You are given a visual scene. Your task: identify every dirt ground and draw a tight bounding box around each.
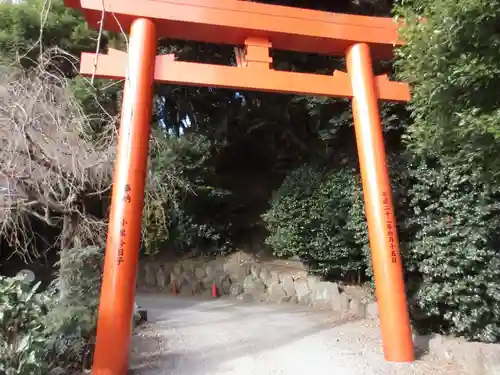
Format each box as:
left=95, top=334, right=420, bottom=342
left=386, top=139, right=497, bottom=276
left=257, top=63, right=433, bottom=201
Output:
left=129, top=294, right=468, bottom=375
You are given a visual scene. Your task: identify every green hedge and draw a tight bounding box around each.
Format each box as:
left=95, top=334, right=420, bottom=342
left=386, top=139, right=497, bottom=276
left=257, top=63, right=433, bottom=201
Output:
left=263, top=155, right=411, bottom=282
left=394, top=0, right=500, bottom=342
left=408, top=159, right=500, bottom=342
left=265, top=157, right=500, bottom=342
left=263, top=164, right=367, bottom=280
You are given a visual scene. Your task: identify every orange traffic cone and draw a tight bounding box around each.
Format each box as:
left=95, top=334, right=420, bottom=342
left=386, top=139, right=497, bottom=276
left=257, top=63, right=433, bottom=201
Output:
left=212, top=281, right=218, bottom=298
left=171, top=280, right=177, bottom=296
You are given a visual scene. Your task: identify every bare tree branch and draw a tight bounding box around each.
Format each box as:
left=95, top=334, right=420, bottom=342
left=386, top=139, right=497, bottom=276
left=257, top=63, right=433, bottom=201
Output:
left=0, top=65, right=115, bottom=256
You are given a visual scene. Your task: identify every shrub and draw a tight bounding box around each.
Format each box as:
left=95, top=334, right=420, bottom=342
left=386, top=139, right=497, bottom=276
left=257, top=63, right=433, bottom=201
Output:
left=0, top=276, right=49, bottom=375
left=345, top=176, right=371, bottom=281
left=395, top=0, right=500, bottom=342
left=0, top=246, right=103, bottom=374
left=264, top=153, right=413, bottom=283
left=263, top=164, right=366, bottom=280
left=44, top=245, right=103, bottom=371
left=0, top=246, right=105, bottom=375
left=408, top=159, right=500, bottom=342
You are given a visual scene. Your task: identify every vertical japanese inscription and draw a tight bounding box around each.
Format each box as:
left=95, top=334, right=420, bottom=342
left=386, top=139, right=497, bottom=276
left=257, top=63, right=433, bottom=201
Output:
left=382, top=191, right=398, bottom=264
left=117, top=184, right=132, bottom=266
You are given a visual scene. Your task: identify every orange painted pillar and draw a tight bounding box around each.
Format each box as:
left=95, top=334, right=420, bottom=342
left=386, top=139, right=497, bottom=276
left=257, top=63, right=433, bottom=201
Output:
left=92, top=18, right=157, bottom=375
left=346, top=43, right=414, bottom=362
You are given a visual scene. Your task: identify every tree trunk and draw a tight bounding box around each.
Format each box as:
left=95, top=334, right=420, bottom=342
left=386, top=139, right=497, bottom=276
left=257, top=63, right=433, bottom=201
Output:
left=61, top=213, right=83, bottom=251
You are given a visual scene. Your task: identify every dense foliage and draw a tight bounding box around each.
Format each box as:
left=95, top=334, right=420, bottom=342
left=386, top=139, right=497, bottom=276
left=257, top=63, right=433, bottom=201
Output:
left=43, top=246, right=103, bottom=370
left=263, top=154, right=412, bottom=282
left=0, top=246, right=102, bottom=374
left=394, top=0, right=500, bottom=341
left=408, top=159, right=500, bottom=341
left=395, top=0, right=500, bottom=181
left=143, top=132, right=233, bottom=256
left=0, top=277, right=48, bottom=375
left=263, top=165, right=366, bottom=280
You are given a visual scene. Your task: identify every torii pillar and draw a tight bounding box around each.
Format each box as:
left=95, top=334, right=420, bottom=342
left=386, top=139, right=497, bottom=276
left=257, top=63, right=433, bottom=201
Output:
left=63, top=1, right=415, bottom=373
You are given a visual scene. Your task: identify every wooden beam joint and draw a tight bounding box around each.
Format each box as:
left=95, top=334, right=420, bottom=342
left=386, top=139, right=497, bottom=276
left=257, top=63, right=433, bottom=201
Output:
left=243, top=37, right=272, bottom=69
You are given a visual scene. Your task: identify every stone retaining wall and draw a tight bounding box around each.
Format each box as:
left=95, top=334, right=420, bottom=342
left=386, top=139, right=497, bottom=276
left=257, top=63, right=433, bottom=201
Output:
left=136, top=254, right=378, bottom=319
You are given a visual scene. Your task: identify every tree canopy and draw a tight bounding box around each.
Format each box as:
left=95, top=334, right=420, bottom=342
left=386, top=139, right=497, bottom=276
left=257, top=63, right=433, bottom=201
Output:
left=395, top=0, right=500, bottom=183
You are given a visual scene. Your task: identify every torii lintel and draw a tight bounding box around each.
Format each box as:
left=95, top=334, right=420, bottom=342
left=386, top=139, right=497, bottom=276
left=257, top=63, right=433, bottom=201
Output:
left=65, top=0, right=403, bottom=59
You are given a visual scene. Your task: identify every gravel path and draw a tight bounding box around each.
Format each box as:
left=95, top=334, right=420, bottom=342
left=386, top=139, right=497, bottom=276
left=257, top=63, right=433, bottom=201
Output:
left=129, top=293, right=467, bottom=375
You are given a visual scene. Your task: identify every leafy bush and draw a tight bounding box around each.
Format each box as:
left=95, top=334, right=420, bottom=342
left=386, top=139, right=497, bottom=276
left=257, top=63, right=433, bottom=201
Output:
left=0, top=276, right=49, bottom=375
left=408, top=159, right=500, bottom=342
left=395, top=0, right=500, bottom=342
left=264, top=154, right=413, bottom=283
left=263, top=164, right=366, bottom=279
left=44, top=245, right=103, bottom=371
left=345, top=176, right=371, bottom=281
left=395, top=0, right=500, bottom=183
left=0, top=246, right=103, bottom=375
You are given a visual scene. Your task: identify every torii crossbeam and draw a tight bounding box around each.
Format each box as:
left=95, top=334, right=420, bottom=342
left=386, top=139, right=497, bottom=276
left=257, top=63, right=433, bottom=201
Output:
left=63, top=1, right=415, bottom=373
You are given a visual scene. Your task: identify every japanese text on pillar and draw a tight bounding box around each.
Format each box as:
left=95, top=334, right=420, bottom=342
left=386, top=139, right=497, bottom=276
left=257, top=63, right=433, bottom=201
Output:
left=382, top=191, right=398, bottom=264
left=117, top=184, right=132, bottom=266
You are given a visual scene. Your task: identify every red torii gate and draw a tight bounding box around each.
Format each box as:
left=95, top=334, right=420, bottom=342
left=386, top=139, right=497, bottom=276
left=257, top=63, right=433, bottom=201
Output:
left=64, top=0, right=415, bottom=373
